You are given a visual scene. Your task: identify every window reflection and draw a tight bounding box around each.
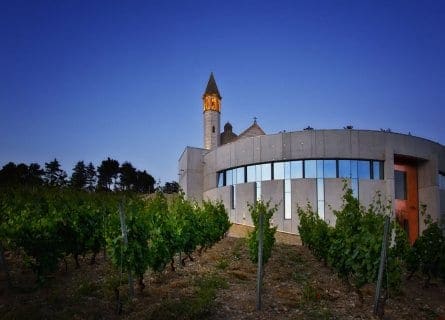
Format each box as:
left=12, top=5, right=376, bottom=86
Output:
left=440, top=173, right=445, bottom=190
left=247, top=165, right=256, bottom=182
left=304, top=160, right=316, bottom=178
left=373, top=161, right=383, bottom=180
left=338, top=160, right=351, bottom=178
left=217, top=172, right=224, bottom=187
left=324, top=160, right=336, bottom=178
left=217, top=159, right=384, bottom=187
left=291, top=161, right=302, bottom=179
left=316, top=160, right=324, bottom=178
left=351, top=160, right=358, bottom=179
left=274, top=162, right=284, bottom=180
left=261, top=163, right=271, bottom=181
left=358, top=161, right=370, bottom=179
left=236, top=167, right=245, bottom=184
left=226, top=170, right=233, bottom=186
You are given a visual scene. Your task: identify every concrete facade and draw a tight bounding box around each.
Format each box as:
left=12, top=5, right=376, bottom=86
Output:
left=180, top=129, right=445, bottom=236
left=179, top=75, right=445, bottom=237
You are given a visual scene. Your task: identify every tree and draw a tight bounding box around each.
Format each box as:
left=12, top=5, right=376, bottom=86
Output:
left=85, top=162, right=96, bottom=191
left=162, top=181, right=180, bottom=194
left=135, top=170, right=155, bottom=193
left=0, top=162, right=19, bottom=187
left=0, top=162, right=44, bottom=188
left=27, top=163, right=44, bottom=186
left=97, top=157, right=120, bottom=191
left=71, top=161, right=87, bottom=190
left=44, top=159, right=67, bottom=187
left=119, top=162, right=137, bottom=191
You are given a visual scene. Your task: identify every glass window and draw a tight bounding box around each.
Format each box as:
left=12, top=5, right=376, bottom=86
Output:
left=261, top=163, right=271, bottom=181
left=284, top=161, right=291, bottom=179
left=217, top=172, right=224, bottom=187
left=358, top=161, right=371, bottom=179
left=395, top=170, right=407, bottom=200
left=291, top=161, right=302, bottom=179
left=226, top=169, right=233, bottom=186
left=304, top=160, right=316, bottom=178
left=440, top=172, right=445, bottom=190
left=255, top=165, right=262, bottom=182
left=338, top=160, right=351, bottom=178
left=236, top=167, right=245, bottom=184
left=324, top=160, right=337, bottom=178
left=274, top=162, right=284, bottom=180
left=373, top=161, right=383, bottom=180
left=316, top=160, right=324, bottom=178
left=247, top=165, right=256, bottom=182
left=350, top=160, right=358, bottom=179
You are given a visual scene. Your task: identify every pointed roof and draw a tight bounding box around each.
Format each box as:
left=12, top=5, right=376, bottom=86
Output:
left=203, top=72, right=221, bottom=99
left=238, top=118, right=266, bottom=139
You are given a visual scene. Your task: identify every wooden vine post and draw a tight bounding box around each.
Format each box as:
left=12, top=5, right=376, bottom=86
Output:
left=373, top=215, right=390, bottom=317
left=256, top=208, right=264, bottom=311
left=119, top=202, right=134, bottom=299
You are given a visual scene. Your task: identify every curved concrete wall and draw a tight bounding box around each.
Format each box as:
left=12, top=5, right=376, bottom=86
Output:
left=182, top=129, right=445, bottom=235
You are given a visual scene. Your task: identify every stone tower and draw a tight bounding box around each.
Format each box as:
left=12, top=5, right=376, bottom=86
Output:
left=203, top=72, right=221, bottom=150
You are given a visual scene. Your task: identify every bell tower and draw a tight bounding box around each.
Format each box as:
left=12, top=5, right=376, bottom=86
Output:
left=203, top=72, right=221, bottom=150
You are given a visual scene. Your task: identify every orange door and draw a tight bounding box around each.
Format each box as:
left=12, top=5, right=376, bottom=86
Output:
left=394, top=163, right=419, bottom=244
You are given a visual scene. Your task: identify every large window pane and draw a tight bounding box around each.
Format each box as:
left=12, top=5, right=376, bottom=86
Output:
left=324, top=160, right=336, bottom=178
left=247, top=165, right=256, bottom=182
left=291, top=161, right=303, bottom=179
left=284, top=162, right=291, bottom=179
left=236, top=167, right=245, bottom=184
left=255, top=165, right=262, bottom=182
left=316, top=160, right=324, bottom=178
left=274, top=162, right=284, bottom=180
left=261, top=163, right=271, bottom=181
left=395, top=170, right=407, bottom=200
left=304, top=160, right=316, bottom=178
left=217, top=172, right=224, bottom=187
left=373, top=161, right=383, bottom=180
left=440, top=172, right=445, bottom=190
left=358, top=161, right=370, bottom=179
left=338, top=160, right=351, bottom=178
left=350, top=160, right=358, bottom=179
left=226, top=169, right=233, bottom=186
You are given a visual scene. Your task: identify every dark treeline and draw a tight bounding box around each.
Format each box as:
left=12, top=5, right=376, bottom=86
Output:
left=0, top=157, right=179, bottom=194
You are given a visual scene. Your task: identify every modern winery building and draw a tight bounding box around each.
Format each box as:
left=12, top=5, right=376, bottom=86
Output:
left=178, top=73, right=445, bottom=243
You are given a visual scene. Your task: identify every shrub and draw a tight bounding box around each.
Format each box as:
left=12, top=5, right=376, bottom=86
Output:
left=247, top=200, right=277, bottom=265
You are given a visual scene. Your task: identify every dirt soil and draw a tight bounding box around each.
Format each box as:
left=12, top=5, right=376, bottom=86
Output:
left=1, top=233, right=444, bottom=320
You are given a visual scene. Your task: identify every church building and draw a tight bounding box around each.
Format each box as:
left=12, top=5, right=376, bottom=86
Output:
left=179, top=73, right=445, bottom=242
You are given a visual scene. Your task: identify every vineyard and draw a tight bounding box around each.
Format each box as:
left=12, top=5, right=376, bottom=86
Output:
left=0, top=188, right=230, bottom=290
left=1, top=186, right=445, bottom=319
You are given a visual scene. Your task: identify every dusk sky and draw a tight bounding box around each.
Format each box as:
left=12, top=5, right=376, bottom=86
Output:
left=1, top=0, right=444, bottom=183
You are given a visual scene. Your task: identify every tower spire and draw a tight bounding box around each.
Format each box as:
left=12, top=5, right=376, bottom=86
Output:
left=202, top=73, right=221, bottom=149
left=203, top=72, right=221, bottom=99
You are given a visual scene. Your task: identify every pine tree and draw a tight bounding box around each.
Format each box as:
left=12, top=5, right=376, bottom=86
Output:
left=71, top=161, right=87, bottom=190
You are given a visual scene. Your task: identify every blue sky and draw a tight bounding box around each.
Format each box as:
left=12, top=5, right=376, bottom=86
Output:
left=1, top=0, right=444, bottom=183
